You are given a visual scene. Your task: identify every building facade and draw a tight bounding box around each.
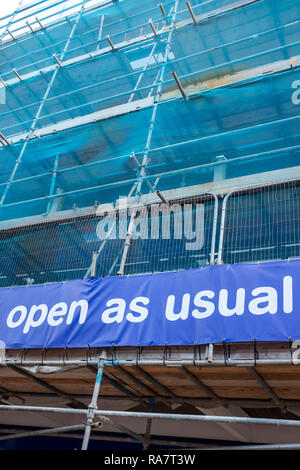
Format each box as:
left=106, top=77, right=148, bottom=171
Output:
left=0, top=0, right=300, bottom=450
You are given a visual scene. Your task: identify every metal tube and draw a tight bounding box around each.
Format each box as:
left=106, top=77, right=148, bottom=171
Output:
left=116, top=1, right=179, bottom=275
left=209, top=193, right=218, bottom=265
left=204, top=443, right=300, bottom=451
left=81, top=357, right=106, bottom=450
left=179, top=366, right=223, bottom=405
left=186, top=1, right=197, bottom=24
left=53, top=54, right=63, bottom=67
left=0, top=424, right=85, bottom=442
left=2, top=357, right=298, bottom=367
left=116, top=367, right=159, bottom=398
left=0, top=132, right=290, bottom=211
left=106, top=35, right=115, bottom=50
left=90, top=251, right=98, bottom=277
left=247, top=367, right=283, bottom=407
left=2, top=404, right=300, bottom=429
left=35, top=17, right=44, bottom=29
left=1, top=137, right=296, bottom=197
left=171, top=70, right=186, bottom=98
left=0, top=132, right=9, bottom=145
left=158, top=3, right=166, bottom=16
left=148, top=19, right=158, bottom=36
left=217, top=192, right=234, bottom=264
left=96, top=14, right=105, bottom=51
left=46, top=154, right=60, bottom=214
left=2, top=391, right=300, bottom=409
left=26, top=21, right=35, bottom=33
left=107, top=249, right=123, bottom=275
left=117, top=215, right=136, bottom=275
left=12, top=68, right=22, bottom=81
left=128, top=43, right=157, bottom=103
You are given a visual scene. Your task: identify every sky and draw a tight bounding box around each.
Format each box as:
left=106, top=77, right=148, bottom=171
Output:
left=0, top=0, right=107, bottom=20
left=0, top=0, right=106, bottom=26
left=0, top=0, right=21, bottom=20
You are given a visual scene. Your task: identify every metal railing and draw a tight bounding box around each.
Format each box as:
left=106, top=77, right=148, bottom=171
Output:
left=0, top=179, right=299, bottom=287
left=217, top=179, right=300, bottom=265
left=0, top=192, right=218, bottom=287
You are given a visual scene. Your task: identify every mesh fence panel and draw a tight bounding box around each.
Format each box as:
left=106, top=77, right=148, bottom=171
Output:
left=123, top=193, right=217, bottom=275
left=0, top=192, right=217, bottom=287
left=0, top=211, right=123, bottom=287
left=220, top=180, right=300, bottom=264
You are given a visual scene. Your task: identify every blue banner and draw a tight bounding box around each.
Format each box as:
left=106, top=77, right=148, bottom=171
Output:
left=0, top=259, right=299, bottom=348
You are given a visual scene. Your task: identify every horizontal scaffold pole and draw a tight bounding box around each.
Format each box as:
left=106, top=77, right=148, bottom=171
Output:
left=1, top=405, right=300, bottom=429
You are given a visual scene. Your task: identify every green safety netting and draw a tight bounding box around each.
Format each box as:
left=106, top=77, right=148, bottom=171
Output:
left=0, top=0, right=298, bottom=286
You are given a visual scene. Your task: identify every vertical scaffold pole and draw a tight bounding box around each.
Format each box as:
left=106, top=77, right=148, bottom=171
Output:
left=96, top=14, right=105, bottom=51
left=138, top=0, right=179, bottom=185
left=90, top=251, right=98, bottom=277
left=209, top=192, right=219, bottom=265
left=46, top=154, right=60, bottom=214
left=217, top=191, right=234, bottom=265
left=143, top=399, right=155, bottom=449
left=128, top=43, right=157, bottom=103
left=81, top=355, right=106, bottom=450
left=116, top=0, right=179, bottom=276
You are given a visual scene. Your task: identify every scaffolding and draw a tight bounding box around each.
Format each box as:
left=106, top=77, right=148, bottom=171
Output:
left=0, top=0, right=300, bottom=450
left=0, top=0, right=299, bottom=224
left=2, top=343, right=300, bottom=449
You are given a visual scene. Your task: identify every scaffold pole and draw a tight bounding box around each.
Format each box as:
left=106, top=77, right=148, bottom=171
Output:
left=81, top=354, right=106, bottom=450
